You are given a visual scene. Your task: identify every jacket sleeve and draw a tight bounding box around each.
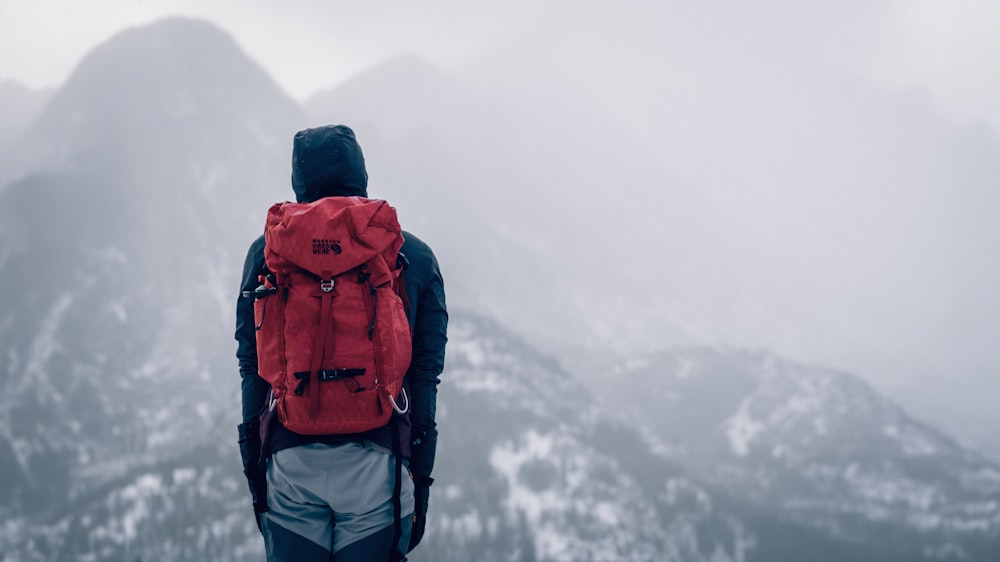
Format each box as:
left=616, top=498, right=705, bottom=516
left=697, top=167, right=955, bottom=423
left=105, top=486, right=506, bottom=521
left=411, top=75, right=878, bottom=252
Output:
left=405, top=242, right=448, bottom=481
left=236, top=235, right=271, bottom=424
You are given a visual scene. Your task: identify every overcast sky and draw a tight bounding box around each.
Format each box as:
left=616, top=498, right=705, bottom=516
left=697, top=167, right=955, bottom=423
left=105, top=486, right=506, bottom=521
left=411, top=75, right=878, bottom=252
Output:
left=0, top=0, right=524, bottom=101
left=3, top=0, right=1000, bottom=131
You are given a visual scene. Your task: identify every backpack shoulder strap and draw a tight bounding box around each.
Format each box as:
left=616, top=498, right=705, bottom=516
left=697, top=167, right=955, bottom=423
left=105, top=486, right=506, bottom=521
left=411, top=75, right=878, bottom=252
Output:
left=395, top=252, right=411, bottom=321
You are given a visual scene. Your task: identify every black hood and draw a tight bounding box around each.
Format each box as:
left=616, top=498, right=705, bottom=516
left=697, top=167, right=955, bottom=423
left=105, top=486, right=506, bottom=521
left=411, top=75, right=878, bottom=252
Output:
left=290, top=125, right=368, bottom=202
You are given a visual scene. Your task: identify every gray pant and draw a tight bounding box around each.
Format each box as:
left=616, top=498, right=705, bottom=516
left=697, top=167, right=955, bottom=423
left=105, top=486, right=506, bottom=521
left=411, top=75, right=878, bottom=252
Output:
left=262, top=442, right=414, bottom=561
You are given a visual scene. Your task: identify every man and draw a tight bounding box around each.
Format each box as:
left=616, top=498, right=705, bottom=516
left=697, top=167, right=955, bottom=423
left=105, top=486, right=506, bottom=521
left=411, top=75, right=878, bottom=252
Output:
left=236, top=125, right=447, bottom=561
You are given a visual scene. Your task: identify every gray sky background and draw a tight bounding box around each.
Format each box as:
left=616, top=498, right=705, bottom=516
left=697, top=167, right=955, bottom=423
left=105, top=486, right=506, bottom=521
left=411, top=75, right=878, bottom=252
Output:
left=3, top=0, right=1000, bottom=131
left=1, top=0, right=521, bottom=101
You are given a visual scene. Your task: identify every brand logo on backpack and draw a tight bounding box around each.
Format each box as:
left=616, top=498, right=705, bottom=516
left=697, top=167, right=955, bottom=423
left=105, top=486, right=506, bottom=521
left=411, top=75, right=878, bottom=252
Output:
left=312, top=239, right=342, bottom=255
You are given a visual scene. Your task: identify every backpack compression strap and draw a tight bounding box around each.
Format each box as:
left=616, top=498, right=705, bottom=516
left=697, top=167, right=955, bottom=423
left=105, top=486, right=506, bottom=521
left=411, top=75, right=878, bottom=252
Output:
left=306, top=271, right=336, bottom=418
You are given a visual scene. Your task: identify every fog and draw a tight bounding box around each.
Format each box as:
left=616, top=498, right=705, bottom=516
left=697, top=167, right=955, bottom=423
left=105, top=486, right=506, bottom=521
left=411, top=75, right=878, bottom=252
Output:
left=9, top=1, right=997, bottom=420
left=2, top=1, right=999, bottom=560
left=3, top=0, right=998, bottom=466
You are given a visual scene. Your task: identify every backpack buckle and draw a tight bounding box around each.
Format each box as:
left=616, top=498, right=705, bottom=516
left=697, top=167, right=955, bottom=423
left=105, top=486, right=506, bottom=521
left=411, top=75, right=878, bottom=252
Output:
left=320, top=279, right=335, bottom=293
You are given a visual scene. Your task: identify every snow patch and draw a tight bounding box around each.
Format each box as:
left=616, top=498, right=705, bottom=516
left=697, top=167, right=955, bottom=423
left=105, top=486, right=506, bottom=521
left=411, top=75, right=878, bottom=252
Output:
left=447, top=325, right=524, bottom=395
left=884, top=424, right=939, bottom=456
left=13, top=292, right=75, bottom=419
left=845, top=468, right=940, bottom=511
left=662, top=478, right=712, bottom=512
left=486, top=428, right=657, bottom=561
left=25, top=293, right=73, bottom=378
left=456, top=338, right=486, bottom=368
left=962, top=467, right=1000, bottom=494
left=769, top=392, right=822, bottom=427
left=489, top=431, right=561, bottom=524
left=439, top=509, right=483, bottom=541
left=173, top=467, right=197, bottom=486
left=726, top=397, right=763, bottom=456
left=451, top=367, right=508, bottom=394
left=442, top=484, right=462, bottom=501
left=592, top=501, right=619, bottom=526
left=117, top=473, right=164, bottom=541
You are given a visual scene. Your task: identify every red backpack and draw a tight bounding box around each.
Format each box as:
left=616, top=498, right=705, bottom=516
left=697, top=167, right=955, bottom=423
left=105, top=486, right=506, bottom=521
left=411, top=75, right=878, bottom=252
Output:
left=250, top=197, right=412, bottom=435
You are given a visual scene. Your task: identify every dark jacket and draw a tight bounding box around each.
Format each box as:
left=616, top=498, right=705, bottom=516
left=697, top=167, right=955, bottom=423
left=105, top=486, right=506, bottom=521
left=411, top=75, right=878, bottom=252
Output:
left=235, top=125, right=447, bottom=482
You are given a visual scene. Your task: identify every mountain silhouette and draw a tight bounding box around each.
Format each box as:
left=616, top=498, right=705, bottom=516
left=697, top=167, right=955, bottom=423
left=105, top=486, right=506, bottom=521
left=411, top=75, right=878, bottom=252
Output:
left=304, top=52, right=715, bottom=353
left=0, top=16, right=306, bottom=530
left=3, top=17, right=306, bottom=193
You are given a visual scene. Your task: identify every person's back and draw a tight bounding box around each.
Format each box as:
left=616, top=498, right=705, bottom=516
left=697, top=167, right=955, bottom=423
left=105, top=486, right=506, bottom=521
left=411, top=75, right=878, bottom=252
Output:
left=236, top=125, right=447, bottom=562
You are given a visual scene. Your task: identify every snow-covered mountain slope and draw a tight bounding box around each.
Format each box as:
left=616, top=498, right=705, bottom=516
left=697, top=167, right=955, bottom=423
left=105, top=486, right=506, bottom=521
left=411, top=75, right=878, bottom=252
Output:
left=0, top=15, right=305, bottom=542
left=2, top=309, right=924, bottom=562
left=418, top=312, right=755, bottom=562
left=596, top=349, right=1000, bottom=560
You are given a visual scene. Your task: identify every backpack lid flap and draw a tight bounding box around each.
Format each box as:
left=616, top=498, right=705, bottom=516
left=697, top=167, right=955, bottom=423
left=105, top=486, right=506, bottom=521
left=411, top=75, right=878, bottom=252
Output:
left=263, top=197, right=403, bottom=279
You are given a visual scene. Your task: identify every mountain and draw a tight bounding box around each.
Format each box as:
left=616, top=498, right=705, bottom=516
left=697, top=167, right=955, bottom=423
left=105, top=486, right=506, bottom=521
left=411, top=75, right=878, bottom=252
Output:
left=305, top=19, right=1000, bottom=461
left=457, top=8, right=1000, bottom=461
left=0, top=79, right=52, bottom=145
left=9, top=304, right=990, bottom=561
left=304, top=54, right=717, bottom=355
left=394, top=311, right=757, bottom=562
left=594, top=348, right=1000, bottom=561
left=410, top=311, right=963, bottom=562
left=1, top=17, right=307, bottom=193
left=0, top=15, right=305, bottom=543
